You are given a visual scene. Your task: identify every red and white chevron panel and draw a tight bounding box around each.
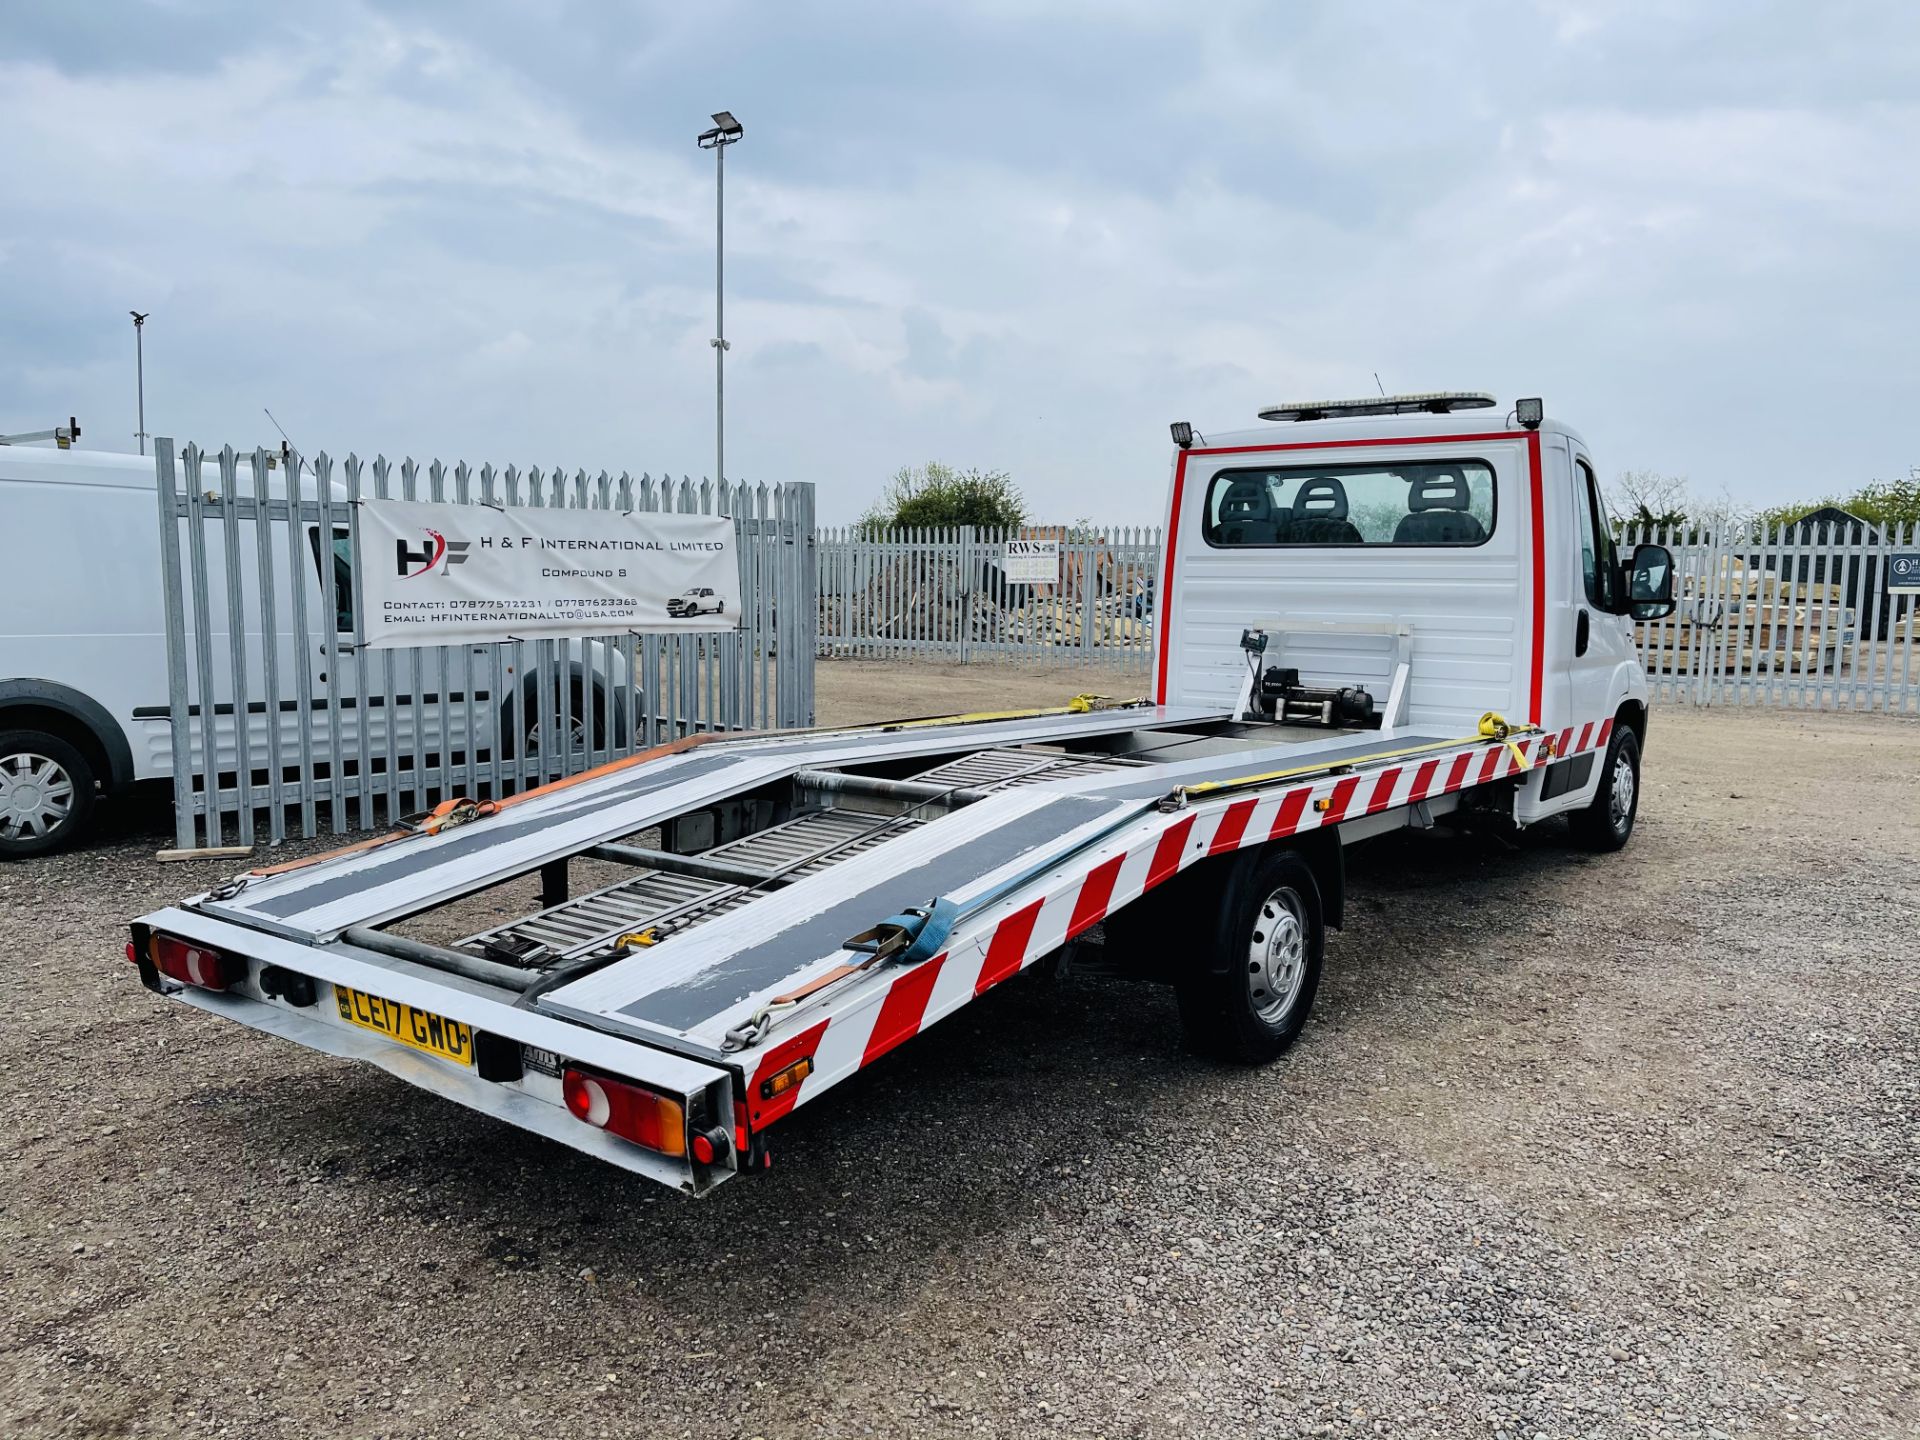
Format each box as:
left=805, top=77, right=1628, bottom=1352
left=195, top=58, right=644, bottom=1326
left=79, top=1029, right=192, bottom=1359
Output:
left=746, top=721, right=1616, bottom=1130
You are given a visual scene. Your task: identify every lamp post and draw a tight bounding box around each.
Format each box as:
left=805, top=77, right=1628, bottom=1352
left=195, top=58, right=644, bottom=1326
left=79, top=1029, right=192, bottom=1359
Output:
left=696, top=110, right=743, bottom=485
left=129, top=310, right=150, bottom=455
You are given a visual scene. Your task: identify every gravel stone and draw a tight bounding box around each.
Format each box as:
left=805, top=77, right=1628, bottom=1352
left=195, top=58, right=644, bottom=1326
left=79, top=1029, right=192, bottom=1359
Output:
left=0, top=663, right=1915, bottom=1439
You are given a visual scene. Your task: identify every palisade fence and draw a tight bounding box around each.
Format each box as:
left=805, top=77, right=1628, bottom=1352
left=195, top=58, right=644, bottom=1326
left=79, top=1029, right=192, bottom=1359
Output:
left=814, top=520, right=1920, bottom=713
left=1625, top=521, right=1919, bottom=711
left=816, top=525, right=1161, bottom=673
left=155, top=438, right=816, bottom=851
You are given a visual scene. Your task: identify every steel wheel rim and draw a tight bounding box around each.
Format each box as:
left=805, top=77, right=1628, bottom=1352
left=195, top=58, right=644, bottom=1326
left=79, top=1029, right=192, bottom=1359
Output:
left=1247, top=885, right=1307, bottom=1024
left=0, top=752, right=76, bottom=841
left=1609, top=750, right=1636, bottom=832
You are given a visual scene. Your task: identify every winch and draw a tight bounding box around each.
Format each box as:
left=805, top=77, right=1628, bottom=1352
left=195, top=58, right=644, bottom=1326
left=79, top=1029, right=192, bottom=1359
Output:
left=1239, top=627, right=1377, bottom=728
left=1252, top=667, right=1377, bottom=727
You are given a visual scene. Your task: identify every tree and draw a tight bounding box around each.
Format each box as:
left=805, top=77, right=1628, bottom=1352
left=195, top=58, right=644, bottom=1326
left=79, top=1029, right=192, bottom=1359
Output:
left=859, top=462, right=1027, bottom=533
left=1605, top=470, right=1749, bottom=532
left=1606, top=470, right=1694, bottom=529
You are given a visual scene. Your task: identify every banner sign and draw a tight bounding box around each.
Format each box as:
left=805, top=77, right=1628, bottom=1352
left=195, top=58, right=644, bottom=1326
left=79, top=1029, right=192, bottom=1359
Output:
left=355, top=498, right=740, bottom=649
left=1890, top=552, right=1920, bottom=595
left=1003, top=538, right=1060, bottom=586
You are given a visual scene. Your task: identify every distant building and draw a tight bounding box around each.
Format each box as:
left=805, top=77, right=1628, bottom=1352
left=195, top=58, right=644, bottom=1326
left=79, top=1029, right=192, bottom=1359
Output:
left=1779, top=505, right=1882, bottom=544
left=1767, top=505, right=1889, bottom=621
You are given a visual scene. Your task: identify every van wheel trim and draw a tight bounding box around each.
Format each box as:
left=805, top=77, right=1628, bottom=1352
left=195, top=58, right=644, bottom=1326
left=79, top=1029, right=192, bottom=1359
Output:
left=0, top=752, right=76, bottom=840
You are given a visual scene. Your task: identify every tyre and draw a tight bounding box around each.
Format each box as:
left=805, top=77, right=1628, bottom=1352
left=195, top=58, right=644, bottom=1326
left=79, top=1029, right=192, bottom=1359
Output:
left=1568, top=723, right=1640, bottom=852
left=1175, top=848, right=1325, bottom=1063
left=0, top=729, right=96, bottom=859
left=501, top=682, right=588, bottom=763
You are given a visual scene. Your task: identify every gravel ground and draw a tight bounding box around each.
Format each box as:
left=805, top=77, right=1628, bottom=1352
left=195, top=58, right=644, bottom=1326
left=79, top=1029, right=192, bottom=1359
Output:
left=2, top=661, right=1916, bottom=1439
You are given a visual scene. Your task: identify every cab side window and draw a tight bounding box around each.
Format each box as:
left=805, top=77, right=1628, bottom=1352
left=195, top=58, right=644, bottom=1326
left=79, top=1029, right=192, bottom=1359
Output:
left=1574, top=459, right=1621, bottom=612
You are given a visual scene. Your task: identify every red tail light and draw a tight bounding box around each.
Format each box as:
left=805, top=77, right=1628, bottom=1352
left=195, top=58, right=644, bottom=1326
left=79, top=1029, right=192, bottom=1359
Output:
left=562, top=1066, right=686, bottom=1157
left=149, top=934, right=235, bottom=991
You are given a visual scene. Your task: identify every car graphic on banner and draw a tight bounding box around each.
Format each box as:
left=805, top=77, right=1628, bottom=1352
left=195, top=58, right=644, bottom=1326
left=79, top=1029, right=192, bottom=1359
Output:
left=666, top=586, right=726, bottom=618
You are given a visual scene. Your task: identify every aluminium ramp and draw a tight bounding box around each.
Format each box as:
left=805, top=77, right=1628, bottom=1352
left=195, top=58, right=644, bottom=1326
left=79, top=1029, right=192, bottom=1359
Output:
left=193, top=704, right=1223, bottom=941
left=535, top=721, right=1461, bottom=1054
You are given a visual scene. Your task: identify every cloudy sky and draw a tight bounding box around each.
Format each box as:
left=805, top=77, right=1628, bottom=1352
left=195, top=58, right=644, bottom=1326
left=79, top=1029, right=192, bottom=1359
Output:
left=3, top=0, right=1915, bottom=521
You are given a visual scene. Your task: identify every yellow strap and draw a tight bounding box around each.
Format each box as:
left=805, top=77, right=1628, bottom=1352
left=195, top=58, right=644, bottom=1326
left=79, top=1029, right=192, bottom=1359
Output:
left=1185, top=718, right=1543, bottom=801
left=1477, top=710, right=1535, bottom=773
left=880, top=696, right=1144, bottom=731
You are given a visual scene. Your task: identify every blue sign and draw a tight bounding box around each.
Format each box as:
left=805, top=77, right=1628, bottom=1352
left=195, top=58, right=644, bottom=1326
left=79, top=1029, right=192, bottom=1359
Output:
left=1891, top=552, right=1920, bottom=595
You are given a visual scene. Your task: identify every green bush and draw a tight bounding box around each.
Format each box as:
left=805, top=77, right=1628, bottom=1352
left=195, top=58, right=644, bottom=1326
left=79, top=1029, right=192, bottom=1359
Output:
left=859, top=462, right=1027, bottom=534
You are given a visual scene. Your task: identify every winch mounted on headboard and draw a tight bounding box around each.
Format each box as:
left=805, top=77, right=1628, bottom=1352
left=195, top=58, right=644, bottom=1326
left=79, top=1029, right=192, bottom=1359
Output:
left=1239, top=628, right=1379, bottom=729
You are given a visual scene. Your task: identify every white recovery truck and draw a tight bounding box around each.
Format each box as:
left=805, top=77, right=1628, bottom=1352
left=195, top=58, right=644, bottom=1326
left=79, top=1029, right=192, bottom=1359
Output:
left=131, top=394, right=1678, bottom=1195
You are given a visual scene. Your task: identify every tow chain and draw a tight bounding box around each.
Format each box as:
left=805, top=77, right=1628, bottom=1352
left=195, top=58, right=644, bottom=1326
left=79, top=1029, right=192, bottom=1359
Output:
left=723, top=1003, right=792, bottom=1053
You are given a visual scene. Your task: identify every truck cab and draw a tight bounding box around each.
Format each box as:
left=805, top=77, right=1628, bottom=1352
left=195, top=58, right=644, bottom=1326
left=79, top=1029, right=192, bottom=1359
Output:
left=1156, top=392, right=1674, bottom=833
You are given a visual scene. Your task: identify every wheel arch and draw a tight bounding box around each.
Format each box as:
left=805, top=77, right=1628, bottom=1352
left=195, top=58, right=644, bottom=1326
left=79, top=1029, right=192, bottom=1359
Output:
left=1277, top=827, right=1345, bottom=930
left=0, top=680, right=133, bottom=792
left=1613, top=696, right=1648, bottom=750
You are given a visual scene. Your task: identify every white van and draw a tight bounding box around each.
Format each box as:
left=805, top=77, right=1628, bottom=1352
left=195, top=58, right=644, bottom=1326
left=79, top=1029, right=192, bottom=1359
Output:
left=0, top=447, right=622, bottom=857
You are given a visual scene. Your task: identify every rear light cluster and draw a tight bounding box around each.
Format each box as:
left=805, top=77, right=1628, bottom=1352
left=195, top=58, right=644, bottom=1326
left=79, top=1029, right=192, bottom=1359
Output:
left=559, top=1065, right=730, bottom=1166
left=146, top=934, right=236, bottom=991
left=563, top=1067, right=687, bottom=1157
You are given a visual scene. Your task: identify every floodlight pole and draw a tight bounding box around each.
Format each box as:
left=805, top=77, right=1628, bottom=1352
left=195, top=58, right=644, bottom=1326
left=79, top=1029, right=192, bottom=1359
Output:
left=697, top=113, right=742, bottom=486
left=715, top=138, right=726, bottom=487
left=130, top=310, right=150, bottom=455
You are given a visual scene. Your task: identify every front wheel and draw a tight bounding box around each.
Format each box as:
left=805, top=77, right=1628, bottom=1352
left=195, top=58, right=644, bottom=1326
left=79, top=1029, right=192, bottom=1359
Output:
left=1568, top=723, right=1641, bottom=852
left=0, top=730, right=96, bottom=859
left=1176, top=849, right=1325, bottom=1063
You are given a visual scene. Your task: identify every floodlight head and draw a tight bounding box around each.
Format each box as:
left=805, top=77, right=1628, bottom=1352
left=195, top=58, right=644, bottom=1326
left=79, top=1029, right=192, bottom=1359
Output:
left=1514, top=396, right=1544, bottom=430
left=1170, top=420, right=1195, bottom=450
left=699, top=110, right=744, bottom=147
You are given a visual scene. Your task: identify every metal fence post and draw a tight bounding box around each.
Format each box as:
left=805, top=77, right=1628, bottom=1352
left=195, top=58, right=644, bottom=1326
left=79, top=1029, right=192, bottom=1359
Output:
left=153, top=439, right=196, bottom=850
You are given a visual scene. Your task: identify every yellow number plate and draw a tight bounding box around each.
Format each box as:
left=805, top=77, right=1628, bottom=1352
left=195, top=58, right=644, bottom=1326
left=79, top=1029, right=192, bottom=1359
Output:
left=333, top=985, right=473, bottom=1066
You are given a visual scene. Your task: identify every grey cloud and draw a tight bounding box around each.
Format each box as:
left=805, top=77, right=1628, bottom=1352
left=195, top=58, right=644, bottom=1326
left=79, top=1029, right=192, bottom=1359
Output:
left=3, top=0, right=1917, bottom=522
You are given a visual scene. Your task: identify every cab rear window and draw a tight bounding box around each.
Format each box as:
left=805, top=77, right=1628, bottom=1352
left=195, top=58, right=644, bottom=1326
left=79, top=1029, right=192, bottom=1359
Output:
left=1203, top=461, right=1496, bottom=547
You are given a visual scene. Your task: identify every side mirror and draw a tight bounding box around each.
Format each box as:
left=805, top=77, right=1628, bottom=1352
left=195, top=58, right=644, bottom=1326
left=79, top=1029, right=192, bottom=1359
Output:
left=1624, top=542, right=1675, bottom=621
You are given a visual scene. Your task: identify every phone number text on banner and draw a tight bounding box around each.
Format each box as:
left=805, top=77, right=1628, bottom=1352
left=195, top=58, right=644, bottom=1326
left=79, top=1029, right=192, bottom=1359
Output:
left=355, top=498, right=741, bottom=649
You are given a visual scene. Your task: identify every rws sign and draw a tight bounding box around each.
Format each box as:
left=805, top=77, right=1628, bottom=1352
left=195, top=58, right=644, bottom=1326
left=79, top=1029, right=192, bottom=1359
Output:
left=1003, top=538, right=1061, bottom=586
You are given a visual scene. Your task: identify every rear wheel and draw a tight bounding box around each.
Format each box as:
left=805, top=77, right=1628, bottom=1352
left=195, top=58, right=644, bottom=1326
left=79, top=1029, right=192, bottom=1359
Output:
left=0, top=730, right=95, bottom=858
left=1176, top=849, right=1325, bottom=1063
left=1568, top=723, right=1640, bottom=852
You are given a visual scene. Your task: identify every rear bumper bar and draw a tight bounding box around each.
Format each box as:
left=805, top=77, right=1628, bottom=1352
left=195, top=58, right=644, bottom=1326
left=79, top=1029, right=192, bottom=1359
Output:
left=132, top=906, right=739, bottom=1194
